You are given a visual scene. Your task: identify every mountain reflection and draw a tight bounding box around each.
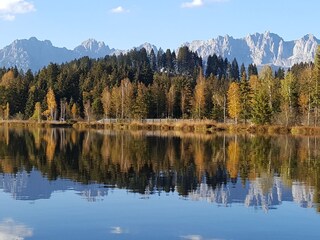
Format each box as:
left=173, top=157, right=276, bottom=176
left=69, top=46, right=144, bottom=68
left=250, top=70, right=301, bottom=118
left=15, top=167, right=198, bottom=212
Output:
left=0, top=127, right=319, bottom=212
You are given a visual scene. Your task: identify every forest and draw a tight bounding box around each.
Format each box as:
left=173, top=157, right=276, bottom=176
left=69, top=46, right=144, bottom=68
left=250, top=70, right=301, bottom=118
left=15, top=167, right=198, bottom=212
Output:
left=0, top=45, right=319, bottom=126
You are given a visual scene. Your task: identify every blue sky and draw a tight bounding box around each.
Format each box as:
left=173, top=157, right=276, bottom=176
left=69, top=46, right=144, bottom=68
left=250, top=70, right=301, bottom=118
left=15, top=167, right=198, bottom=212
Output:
left=0, top=0, right=319, bottom=50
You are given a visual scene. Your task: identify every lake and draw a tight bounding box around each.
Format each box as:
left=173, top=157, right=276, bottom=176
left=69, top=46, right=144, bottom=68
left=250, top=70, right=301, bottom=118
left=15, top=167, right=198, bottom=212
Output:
left=0, top=127, right=319, bottom=240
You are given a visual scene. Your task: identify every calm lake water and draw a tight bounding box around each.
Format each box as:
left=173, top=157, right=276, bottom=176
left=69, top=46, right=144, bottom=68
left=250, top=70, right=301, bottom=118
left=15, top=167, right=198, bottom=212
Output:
left=0, top=127, right=319, bottom=240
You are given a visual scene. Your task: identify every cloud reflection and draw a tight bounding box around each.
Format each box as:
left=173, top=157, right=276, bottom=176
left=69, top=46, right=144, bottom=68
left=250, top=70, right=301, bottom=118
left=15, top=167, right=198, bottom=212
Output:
left=181, top=235, right=224, bottom=240
left=0, top=219, right=33, bottom=240
left=181, top=235, right=203, bottom=240
left=110, top=226, right=124, bottom=234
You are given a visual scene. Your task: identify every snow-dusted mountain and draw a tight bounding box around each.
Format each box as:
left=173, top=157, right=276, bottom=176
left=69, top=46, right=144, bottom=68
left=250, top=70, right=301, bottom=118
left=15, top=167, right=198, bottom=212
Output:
left=74, top=39, right=113, bottom=58
left=136, top=42, right=158, bottom=54
left=0, top=32, right=318, bottom=72
left=0, top=37, right=74, bottom=72
left=0, top=37, right=158, bottom=72
left=184, top=31, right=319, bottom=68
left=0, top=37, right=116, bottom=72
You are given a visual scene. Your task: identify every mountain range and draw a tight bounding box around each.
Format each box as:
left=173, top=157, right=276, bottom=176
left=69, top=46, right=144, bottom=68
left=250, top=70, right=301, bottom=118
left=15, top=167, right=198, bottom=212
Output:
left=0, top=31, right=319, bottom=72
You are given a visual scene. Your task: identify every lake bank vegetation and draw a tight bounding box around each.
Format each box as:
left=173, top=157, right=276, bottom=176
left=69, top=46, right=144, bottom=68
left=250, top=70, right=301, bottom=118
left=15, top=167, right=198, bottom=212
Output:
left=3, top=119, right=320, bottom=136
left=1, top=46, right=320, bottom=133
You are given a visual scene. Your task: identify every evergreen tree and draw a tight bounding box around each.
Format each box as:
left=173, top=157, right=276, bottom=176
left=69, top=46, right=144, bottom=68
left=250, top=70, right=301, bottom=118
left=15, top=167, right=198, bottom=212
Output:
left=312, top=45, right=320, bottom=125
left=133, top=83, right=148, bottom=119
left=240, top=63, right=246, bottom=80
left=205, top=54, right=219, bottom=78
left=280, top=72, right=298, bottom=126
left=251, top=89, right=272, bottom=124
left=239, top=72, right=251, bottom=123
left=149, top=49, right=157, bottom=72
left=230, top=58, right=240, bottom=81
left=248, top=63, right=258, bottom=77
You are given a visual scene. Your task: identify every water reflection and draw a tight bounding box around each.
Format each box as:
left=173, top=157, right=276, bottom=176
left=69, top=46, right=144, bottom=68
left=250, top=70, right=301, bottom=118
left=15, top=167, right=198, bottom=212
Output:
left=0, top=127, right=319, bottom=212
left=0, top=219, right=33, bottom=240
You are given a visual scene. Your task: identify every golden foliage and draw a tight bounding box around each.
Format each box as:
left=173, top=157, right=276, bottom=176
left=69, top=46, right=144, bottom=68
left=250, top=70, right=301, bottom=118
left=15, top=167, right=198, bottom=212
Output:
left=193, top=71, right=206, bottom=119
left=71, top=103, right=78, bottom=119
left=227, top=139, right=240, bottom=178
left=46, top=87, right=57, bottom=120
left=0, top=70, right=15, bottom=88
left=227, top=82, right=241, bottom=123
left=101, top=88, right=111, bottom=118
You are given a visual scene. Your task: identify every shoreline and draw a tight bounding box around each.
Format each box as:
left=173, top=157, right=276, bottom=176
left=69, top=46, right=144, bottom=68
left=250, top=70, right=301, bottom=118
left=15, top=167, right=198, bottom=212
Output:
left=1, top=119, right=320, bottom=136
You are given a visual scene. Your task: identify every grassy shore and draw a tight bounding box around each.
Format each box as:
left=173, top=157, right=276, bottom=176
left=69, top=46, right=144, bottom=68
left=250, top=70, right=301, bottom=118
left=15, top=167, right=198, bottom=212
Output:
left=3, top=119, right=320, bottom=135
left=0, top=120, right=73, bottom=128
left=71, top=119, right=320, bottom=136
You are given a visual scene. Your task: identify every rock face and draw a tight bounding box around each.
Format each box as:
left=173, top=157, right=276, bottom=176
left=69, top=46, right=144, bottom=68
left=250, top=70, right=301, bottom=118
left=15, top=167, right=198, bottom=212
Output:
left=74, top=39, right=113, bottom=59
left=0, top=37, right=158, bottom=72
left=184, top=31, right=320, bottom=68
left=0, top=32, right=319, bottom=72
left=0, top=37, right=74, bottom=72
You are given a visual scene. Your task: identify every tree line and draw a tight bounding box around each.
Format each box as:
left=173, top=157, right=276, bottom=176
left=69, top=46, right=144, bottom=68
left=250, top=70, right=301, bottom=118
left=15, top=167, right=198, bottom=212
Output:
left=0, top=45, right=320, bottom=125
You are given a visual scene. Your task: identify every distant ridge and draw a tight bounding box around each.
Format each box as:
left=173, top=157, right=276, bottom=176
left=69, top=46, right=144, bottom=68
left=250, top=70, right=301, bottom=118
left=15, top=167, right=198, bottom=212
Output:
left=0, top=32, right=319, bottom=72
left=183, top=31, right=319, bottom=68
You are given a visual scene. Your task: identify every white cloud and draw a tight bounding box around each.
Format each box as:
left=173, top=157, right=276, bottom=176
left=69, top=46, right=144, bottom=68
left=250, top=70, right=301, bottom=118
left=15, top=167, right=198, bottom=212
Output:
left=181, top=0, right=204, bottom=8
left=111, top=6, right=129, bottom=14
left=0, top=0, right=35, bottom=21
left=0, top=219, right=33, bottom=240
left=181, top=0, right=228, bottom=8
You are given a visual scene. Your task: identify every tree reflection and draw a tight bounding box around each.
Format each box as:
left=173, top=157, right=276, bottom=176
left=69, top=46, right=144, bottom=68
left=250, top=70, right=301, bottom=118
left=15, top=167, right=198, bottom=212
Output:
left=0, top=127, right=319, bottom=211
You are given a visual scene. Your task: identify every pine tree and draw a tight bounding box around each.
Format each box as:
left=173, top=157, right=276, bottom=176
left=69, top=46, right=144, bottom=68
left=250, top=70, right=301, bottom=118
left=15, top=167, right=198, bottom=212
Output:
left=279, top=72, right=297, bottom=126
left=149, top=49, right=157, bottom=71
left=312, top=45, right=320, bottom=125
left=25, top=86, right=36, bottom=119
left=251, top=88, right=272, bottom=124
left=30, top=102, right=41, bottom=122
left=230, top=58, right=240, bottom=81
left=240, top=63, right=246, bottom=80
left=298, top=66, right=313, bottom=125
left=133, top=83, right=148, bottom=119
left=205, top=54, right=219, bottom=77
left=239, top=73, right=251, bottom=123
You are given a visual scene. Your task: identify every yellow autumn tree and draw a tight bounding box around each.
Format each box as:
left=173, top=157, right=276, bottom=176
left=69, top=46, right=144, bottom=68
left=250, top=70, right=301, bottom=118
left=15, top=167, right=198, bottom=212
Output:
left=101, top=87, right=111, bottom=120
left=193, top=70, right=206, bottom=119
left=166, top=85, right=175, bottom=118
left=111, top=86, right=121, bottom=119
left=120, top=78, right=134, bottom=119
left=46, top=87, right=57, bottom=120
left=0, top=70, right=15, bottom=88
left=5, top=102, right=9, bottom=120
left=227, top=82, right=241, bottom=124
left=71, top=103, right=78, bottom=120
